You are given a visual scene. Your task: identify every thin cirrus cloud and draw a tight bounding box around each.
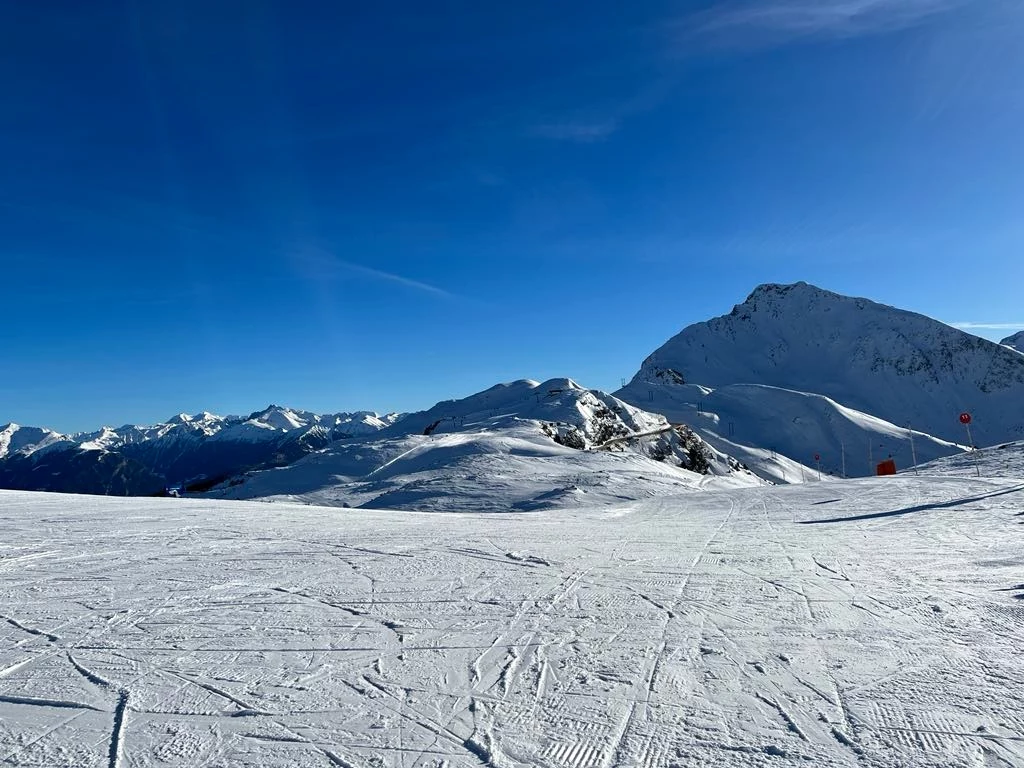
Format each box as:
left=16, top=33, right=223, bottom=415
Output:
left=686, top=0, right=961, bottom=45
left=528, top=78, right=678, bottom=143
left=528, top=2, right=959, bottom=143
left=294, top=248, right=456, bottom=301
left=341, top=260, right=455, bottom=300
left=950, top=322, right=1024, bottom=330
left=530, top=119, right=621, bottom=143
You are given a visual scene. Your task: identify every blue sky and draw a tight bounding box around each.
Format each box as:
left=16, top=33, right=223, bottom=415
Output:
left=3, top=0, right=1023, bottom=432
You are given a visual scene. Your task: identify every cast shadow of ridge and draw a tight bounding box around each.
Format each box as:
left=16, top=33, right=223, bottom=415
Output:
left=798, top=484, right=1024, bottom=525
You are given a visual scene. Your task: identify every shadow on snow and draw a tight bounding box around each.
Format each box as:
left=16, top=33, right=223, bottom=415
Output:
left=798, top=484, right=1024, bottom=525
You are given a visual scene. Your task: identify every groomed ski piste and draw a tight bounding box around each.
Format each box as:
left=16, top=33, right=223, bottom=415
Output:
left=1, top=445, right=1023, bottom=767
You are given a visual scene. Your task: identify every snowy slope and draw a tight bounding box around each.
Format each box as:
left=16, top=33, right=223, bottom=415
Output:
left=913, top=440, right=1024, bottom=478
left=1003, top=330, right=1024, bottom=352
left=3, top=472, right=1023, bottom=767
left=617, top=379, right=965, bottom=479
left=625, top=282, right=1024, bottom=447
left=217, top=379, right=767, bottom=511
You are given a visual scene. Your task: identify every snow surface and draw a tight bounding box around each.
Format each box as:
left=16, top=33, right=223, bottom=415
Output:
left=625, top=282, right=1024, bottom=448
left=2, top=461, right=1023, bottom=766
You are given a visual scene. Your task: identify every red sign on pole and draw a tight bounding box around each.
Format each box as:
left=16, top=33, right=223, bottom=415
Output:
left=959, top=412, right=972, bottom=425
left=814, top=453, right=820, bottom=462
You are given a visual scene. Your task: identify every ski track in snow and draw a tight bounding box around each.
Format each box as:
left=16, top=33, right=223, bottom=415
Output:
left=1, top=477, right=1023, bottom=767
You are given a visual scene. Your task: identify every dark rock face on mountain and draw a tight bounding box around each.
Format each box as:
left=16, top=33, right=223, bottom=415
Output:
left=0, top=448, right=165, bottom=496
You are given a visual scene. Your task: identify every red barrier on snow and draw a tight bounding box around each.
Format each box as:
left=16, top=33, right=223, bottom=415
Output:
left=876, top=459, right=897, bottom=476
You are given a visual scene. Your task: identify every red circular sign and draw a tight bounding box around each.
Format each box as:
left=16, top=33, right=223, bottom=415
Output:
left=814, top=453, right=821, bottom=461
left=959, top=413, right=972, bottom=425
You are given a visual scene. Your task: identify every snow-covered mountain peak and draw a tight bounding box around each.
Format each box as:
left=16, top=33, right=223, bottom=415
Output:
left=244, top=405, right=309, bottom=432
left=378, top=378, right=656, bottom=443
left=0, top=423, right=69, bottom=459
left=743, top=280, right=816, bottom=302
left=626, top=282, right=1024, bottom=447
left=539, top=377, right=583, bottom=391
left=331, top=411, right=402, bottom=436
left=77, top=426, right=121, bottom=451
left=0, top=424, right=23, bottom=458
left=731, top=281, right=888, bottom=321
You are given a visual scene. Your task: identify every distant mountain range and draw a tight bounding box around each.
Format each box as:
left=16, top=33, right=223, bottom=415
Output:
left=6, top=282, right=1022, bottom=504
left=0, top=408, right=400, bottom=496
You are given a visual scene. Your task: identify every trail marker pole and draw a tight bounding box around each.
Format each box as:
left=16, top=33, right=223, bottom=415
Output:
left=960, top=413, right=981, bottom=477
left=907, top=424, right=918, bottom=475
left=841, top=440, right=846, bottom=479
left=814, top=453, right=821, bottom=481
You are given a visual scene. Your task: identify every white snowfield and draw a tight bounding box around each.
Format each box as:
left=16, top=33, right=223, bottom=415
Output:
left=616, top=380, right=964, bottom=482
left=2, top=454, right=1024, bottom=767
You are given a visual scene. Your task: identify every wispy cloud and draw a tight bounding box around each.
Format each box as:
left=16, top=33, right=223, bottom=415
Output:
left=950, top=322, right=1024, bottom=330
left=530, top=119, right=621, bottom=143
left=686, top=0, right=960, bottom=46
left=295, top=248, right=456, bottom=300
left=340, top=260, right=455, bottom=299
left=527, top=77, right=677, bottom=144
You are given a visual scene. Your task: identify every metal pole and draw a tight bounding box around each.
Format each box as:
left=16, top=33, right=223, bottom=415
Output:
left=908, top=425, right=918, bottom=475
left=965, top=422, right=981, bottom=477
left=841, top=440, right=846, bottom=479
left=816, top=460, right=821, bottom=481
